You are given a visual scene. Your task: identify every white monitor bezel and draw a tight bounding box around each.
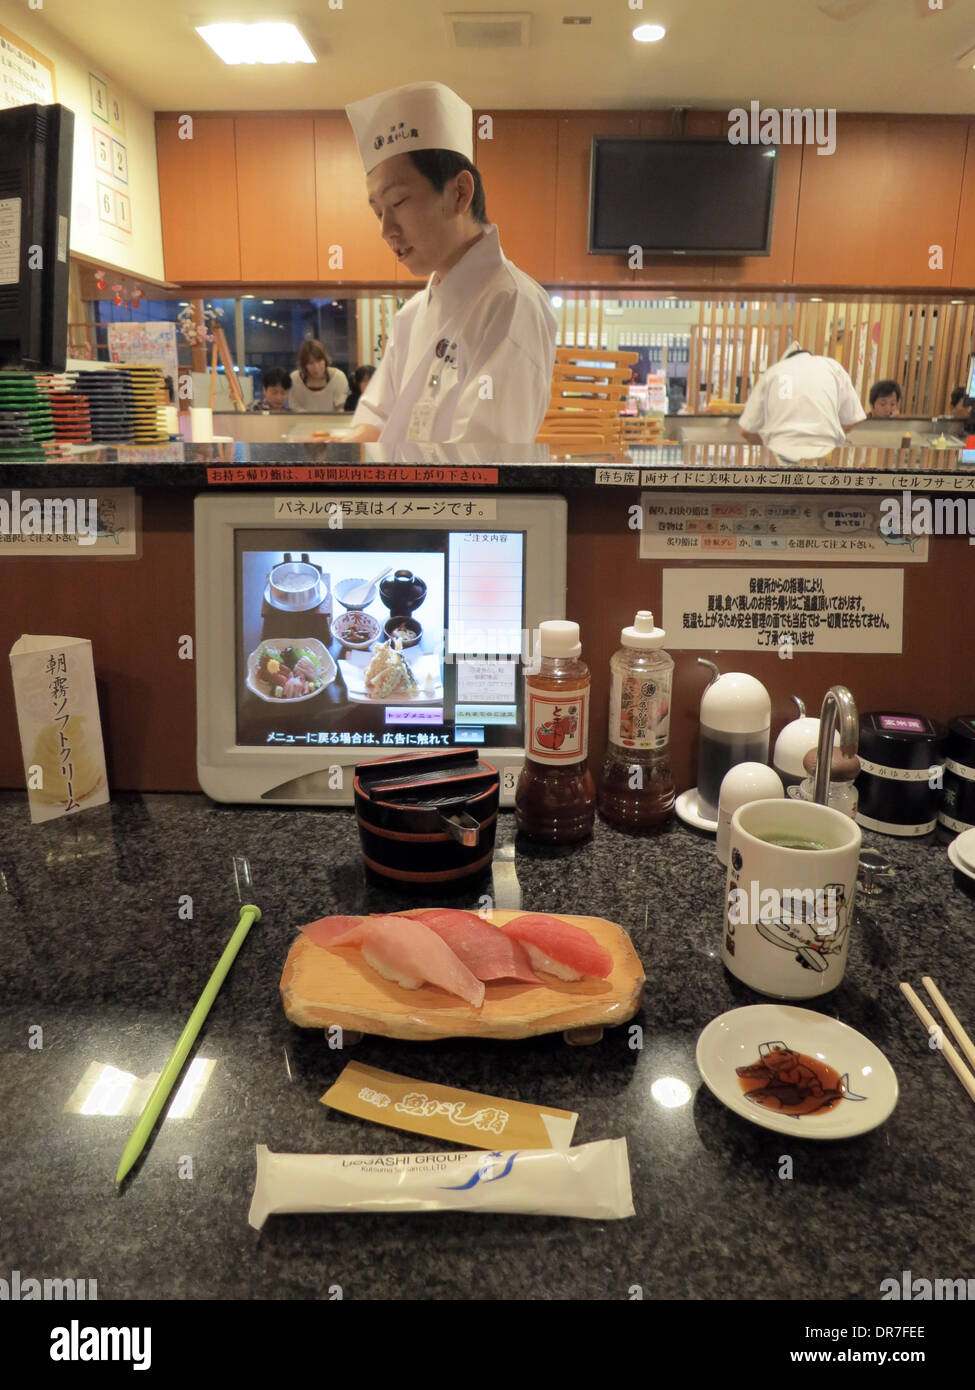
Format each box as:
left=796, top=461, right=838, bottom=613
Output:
left=194, top=492, right=567, bottom=805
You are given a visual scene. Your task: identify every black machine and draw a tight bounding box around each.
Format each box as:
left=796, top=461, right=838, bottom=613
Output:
left=0, top=103, right=74, bottom=372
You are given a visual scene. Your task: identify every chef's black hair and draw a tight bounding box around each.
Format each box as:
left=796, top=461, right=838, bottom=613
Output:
left=869, top=378, right=901, bottom=405
left=951, top=386, right=972, bottom=408
left=408, top=149, right=488, bottom=225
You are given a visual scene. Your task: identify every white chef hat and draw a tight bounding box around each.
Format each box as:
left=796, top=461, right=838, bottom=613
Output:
left=345, top=81, right=474, bottom=175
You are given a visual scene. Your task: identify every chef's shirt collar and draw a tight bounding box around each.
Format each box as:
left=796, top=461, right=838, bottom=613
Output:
left=424, top=223, right=502, bottom=312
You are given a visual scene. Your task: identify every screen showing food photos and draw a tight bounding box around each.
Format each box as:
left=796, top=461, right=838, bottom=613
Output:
left=235, top=528, right=527, bottom=752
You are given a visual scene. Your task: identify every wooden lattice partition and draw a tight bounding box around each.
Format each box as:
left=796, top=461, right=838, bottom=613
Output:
left=687, top=296, right=975, bottom=415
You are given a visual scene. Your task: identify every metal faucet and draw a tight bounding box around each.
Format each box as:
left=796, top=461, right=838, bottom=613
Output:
left=814, top=685, right=859, bottom=806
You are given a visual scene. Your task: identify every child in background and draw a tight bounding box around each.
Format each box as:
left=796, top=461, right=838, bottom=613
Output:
left=252, top=366, right=292, bottom=412
left=345, top=364, right=376, bottom=412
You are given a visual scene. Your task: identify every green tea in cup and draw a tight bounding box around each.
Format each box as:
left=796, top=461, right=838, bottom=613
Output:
left=755, top=832, right=829, bottom=851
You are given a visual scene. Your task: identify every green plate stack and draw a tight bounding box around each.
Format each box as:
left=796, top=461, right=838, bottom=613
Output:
left=0, top=371, right=56, bottom=459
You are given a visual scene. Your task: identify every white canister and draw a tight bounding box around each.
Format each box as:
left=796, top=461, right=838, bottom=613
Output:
left=722, top=798, right=861, bottom=1000
left=716, top=763, right=785, bottom=866
left=189, top=407, right=214, bottom=442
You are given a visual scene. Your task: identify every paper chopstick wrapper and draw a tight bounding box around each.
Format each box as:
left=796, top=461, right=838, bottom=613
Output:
left=321, top=1061, right=578, bottom=1150
left=8, top=635, right=109, bottom=823
left=248, top=1139, right=633, bottom=1229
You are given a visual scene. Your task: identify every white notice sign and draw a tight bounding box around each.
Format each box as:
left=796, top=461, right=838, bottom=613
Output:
left=662, top=568, right=903, bottom=654
left=639, top=492, right=928, bottom=562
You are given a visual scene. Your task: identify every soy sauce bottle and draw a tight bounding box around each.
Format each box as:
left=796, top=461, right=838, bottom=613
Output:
left=515, top=620, right=595, bottom=843
left=598, top=611, right=675, bottom=832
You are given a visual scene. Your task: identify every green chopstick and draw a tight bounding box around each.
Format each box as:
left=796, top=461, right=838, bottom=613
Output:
left=115, top=902, right=262, bottom=1184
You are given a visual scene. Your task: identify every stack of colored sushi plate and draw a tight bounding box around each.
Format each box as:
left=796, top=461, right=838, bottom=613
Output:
left=280, top=909, right=646, bottom=1042
left=123, top=365, right=169, bottom=444
left=69, top=368, right=135, bottom=443
left=0, top=371, right=56, bottom=457
left=35, top=379, right=93, bottom=444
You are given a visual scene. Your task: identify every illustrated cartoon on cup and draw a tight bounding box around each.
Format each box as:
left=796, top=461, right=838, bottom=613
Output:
left=752, top=882, right=851, bottom=975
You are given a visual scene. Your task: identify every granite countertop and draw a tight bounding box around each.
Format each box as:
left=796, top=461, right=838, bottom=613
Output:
left=1, top=790, right=973, bottom=1302
left=1, top=439, right=973, bottom=490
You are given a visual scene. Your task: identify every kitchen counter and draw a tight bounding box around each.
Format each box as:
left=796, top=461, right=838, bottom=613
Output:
left=2, top=789, right=973, bottom=1302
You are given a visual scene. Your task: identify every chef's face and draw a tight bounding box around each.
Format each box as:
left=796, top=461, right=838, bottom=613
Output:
left=366, top=152, right=472, bottom=277
left=871, top=393, right=898, bottom=418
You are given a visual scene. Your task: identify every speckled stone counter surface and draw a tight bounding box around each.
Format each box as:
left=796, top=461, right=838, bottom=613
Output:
left=1, top=790, right=973, bottom=1302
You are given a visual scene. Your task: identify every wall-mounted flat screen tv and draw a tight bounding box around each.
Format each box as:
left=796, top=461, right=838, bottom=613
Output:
left=589, top=138, right=777, bottom=257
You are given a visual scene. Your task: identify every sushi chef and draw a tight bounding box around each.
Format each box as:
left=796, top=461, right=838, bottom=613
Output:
left=739, top=344, right=865, bottom=463
left=326, top=81, right=556, bottom=447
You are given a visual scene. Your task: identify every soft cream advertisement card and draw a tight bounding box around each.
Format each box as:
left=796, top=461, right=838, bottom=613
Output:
left=9, top=636, right=109, bottom=823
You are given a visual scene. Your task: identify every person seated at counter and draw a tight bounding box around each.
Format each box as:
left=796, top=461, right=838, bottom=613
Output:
left=289, top=340, right=350, bottom=413
left=344, top=364, right=376, bottom=412
left=250, top=366, right=292, bottom=413
left=867, top=378, right=901, bottom=418
left=949, top=386, right=975, bottom=433
left=317, top=80, right=556, bottom=447
left=738, top=344, right=866, bottom=462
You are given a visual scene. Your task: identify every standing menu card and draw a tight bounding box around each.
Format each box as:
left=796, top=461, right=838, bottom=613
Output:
left=9, top=636, right=109, bottom=823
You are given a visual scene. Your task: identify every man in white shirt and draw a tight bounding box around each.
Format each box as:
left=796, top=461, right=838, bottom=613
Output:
left=334, top=81, right=556, bottom=448
left=738, top=347, right=866, bottom=462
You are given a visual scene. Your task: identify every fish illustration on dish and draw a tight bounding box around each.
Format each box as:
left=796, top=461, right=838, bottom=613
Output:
left=735, top=1039, right=868, bottom=1116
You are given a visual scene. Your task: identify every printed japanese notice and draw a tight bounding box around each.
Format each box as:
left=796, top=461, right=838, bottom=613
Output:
left=639, top=492, right=928, bottom=562
left=662, top=568, right=903, bottom=654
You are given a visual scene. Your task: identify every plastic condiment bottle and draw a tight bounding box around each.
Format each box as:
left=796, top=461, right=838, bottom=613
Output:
left=515, top=620, right=595, bottom=843
left=597, top=611, right=675, bottom=832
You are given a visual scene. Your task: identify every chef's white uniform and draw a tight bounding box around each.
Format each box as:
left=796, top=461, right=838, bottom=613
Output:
left=739, top=352, right=866, bottom=461
left=352, top=223, right=557, bottom=447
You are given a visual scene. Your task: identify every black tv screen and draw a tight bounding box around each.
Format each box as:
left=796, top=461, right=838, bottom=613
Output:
left=589, top=138, right=777, bottom=257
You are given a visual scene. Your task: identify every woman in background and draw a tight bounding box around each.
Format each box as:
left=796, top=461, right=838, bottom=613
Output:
left=344, top=364, right=376, bottom=412
left=289, top=339, right=349, bottom=412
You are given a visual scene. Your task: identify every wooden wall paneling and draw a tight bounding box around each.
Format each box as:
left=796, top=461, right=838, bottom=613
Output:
left=474, top=114, right=558, bottom=283
left=236, top=118, right=318, bottom=280
left=554, top=113, right=640, bottom=284
left=314, top=117, right=397, bottom=281
left=920, top=303, right=939, bottom=413
left=155, top=117, right=241, bottom=282
left=688, top=322, right=699, bottom=410
left=793, top=117, right=969, bottom=288
left=951, top=122, right=975, bottom=287
left=715, top=142, right=802, bottom=288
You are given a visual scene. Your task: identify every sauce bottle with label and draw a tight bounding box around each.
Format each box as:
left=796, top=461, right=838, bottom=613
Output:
left=598, top=611, right=675, bottom=832
left=515, top=620, right=595, bottom=843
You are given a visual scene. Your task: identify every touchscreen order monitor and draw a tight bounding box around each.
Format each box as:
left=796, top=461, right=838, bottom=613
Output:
left=194, top=492, right=568, bottom=805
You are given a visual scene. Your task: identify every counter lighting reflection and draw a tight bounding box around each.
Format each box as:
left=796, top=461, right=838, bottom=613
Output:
left=65, top=1058, right=215, bottom=1118
left=651, top=1076, right=692, bottom=1109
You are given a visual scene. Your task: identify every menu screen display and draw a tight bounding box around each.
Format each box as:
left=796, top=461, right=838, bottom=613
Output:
left=235, top=528, right=526, bottom=751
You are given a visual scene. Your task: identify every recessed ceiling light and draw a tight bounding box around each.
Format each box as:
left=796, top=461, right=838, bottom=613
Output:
left=950, top=299, right=965, bottom=305
left=196, top=22, right=316, bottom=66
left=810, top=296, right=823, bottom=302
left=633, top=23, right=666, bottom=43
left=551, top=294, right=564, bottom=307
left=262, top=299, right=274, bottom=305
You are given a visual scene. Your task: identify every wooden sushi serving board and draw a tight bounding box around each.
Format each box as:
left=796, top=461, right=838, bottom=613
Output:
left=280, top=910, right=646, bottom=1042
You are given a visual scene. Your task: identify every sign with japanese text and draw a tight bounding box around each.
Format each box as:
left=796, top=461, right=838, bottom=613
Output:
left=272, top=495, right=497, bottom=522
left=639, top=492, right=928, bottom=562
left=662, top=568, right=904, bottom=653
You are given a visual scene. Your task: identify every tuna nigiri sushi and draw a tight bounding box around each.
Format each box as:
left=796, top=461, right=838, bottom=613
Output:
left=500, top=913, right=613, bottom=981
left=407, top=909, right=540, bottom=984
left=352, top=916, right=485, bottom=1009
left=301, top=915, right=366, bottom=950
